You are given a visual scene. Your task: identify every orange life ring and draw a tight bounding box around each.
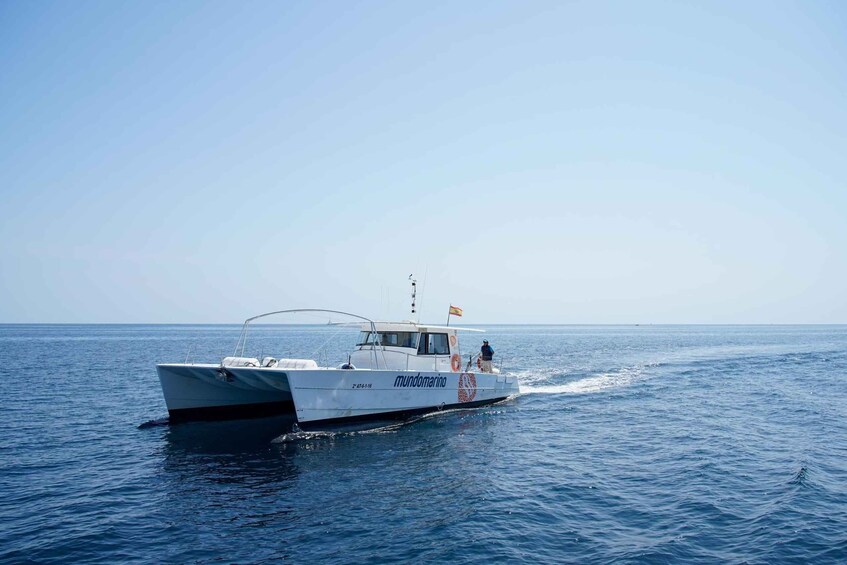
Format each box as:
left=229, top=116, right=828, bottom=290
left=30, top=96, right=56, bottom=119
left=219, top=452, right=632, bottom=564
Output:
left=450, top=354, right=460, bottom=372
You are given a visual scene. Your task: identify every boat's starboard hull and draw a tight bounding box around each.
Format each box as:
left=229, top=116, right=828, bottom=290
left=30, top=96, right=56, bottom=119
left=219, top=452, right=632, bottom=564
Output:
left=287, top=368, right=519, bottom=426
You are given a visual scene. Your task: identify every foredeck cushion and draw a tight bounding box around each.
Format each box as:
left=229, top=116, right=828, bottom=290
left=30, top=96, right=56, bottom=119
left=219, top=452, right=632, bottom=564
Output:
left=276, top=358, right=319, bottom=369
left=221, top=357, right=260, bottom=367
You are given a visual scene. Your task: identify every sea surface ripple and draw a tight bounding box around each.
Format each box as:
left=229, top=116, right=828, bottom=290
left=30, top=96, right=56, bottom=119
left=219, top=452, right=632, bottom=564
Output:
left=1, top=324, right=846, bottom=563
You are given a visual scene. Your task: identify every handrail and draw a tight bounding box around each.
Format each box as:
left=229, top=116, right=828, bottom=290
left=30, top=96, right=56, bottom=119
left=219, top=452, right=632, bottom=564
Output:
left=233, top=309, right=385, bottom=369
left=243, top=308, right=374, bottom=325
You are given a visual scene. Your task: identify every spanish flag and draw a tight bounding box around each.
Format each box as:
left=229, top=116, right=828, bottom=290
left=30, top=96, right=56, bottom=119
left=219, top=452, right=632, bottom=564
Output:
left=449, top=305, right=463, bottom=317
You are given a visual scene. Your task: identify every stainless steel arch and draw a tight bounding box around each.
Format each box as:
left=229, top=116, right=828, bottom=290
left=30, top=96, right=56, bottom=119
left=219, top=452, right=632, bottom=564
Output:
left=233, top=309, right=385, bottom=368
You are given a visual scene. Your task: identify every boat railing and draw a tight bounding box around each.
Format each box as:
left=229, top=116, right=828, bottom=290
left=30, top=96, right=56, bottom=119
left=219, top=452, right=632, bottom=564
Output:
left=462, top=352, right=504, bottom=374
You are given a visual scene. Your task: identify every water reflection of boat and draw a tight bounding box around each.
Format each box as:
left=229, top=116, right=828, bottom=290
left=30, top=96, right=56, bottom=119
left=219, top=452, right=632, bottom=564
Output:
left=164, top=415, right=297, bottom=454
left=156, top=308, right=519, bottom=430
left=160, top=416, right=301, bottom=490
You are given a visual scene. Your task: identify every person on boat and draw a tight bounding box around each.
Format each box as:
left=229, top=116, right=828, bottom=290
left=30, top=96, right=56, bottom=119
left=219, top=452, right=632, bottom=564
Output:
left=480, top=340, right=494, bottom=373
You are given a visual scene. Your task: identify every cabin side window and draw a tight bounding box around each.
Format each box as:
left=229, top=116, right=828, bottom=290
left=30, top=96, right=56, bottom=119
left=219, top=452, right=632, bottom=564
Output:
left=357, top=331, right=418, bottom=348
left=417, top=333, right=449, bottom=355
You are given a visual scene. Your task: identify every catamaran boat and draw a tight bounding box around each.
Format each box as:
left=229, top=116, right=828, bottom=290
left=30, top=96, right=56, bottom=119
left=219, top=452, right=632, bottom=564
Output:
left=156, top=309, right=520, bottom=429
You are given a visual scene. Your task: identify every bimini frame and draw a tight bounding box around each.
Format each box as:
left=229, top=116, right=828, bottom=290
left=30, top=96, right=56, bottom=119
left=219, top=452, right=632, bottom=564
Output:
left=232, top=309, right=385, bottom=369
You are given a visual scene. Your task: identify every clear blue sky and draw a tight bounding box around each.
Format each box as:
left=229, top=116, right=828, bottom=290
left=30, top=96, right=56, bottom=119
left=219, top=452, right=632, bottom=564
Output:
left=1, top=1, right=845, bottom=324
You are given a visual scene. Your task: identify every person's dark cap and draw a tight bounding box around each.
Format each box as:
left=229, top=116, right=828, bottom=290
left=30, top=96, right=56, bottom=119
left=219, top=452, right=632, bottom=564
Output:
left=483, top=340, right=489, bottom=343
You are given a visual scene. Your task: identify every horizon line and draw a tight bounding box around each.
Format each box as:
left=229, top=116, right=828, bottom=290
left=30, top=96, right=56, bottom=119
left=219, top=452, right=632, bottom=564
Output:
left=1, top=322, right=845, bottom=327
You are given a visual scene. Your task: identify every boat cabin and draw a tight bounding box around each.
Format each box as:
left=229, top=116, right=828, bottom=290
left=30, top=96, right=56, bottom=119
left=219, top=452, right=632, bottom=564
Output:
left=350, top=321, right=476, bottom=372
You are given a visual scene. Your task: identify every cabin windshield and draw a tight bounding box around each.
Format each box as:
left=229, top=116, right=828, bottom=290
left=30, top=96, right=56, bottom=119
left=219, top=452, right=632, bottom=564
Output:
left=356, top=331, right=419, bottom=349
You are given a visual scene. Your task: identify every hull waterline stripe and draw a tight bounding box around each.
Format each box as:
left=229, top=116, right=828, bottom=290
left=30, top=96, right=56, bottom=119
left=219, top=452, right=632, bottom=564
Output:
left=168, top=400, right=295, bottom=422
left=295, top=396, right=511, bottom=431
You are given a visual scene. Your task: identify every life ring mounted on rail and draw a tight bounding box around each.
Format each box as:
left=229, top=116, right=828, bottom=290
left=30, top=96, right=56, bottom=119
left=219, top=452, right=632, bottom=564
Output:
left=450, top=354, right=461, bottom=372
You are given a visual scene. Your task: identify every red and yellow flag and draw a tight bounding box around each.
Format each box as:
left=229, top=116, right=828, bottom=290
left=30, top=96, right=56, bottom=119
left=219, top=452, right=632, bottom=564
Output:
left=449, top=305, right=463, bottom=317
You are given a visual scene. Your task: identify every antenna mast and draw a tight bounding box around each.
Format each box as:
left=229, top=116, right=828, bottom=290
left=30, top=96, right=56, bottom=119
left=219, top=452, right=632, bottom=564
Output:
left=409, top=274, right=417, bottom=317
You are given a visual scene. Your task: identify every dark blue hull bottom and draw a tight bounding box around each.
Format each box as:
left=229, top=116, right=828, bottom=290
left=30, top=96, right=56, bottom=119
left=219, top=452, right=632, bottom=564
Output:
left=168, top=400, right=295, bottom=423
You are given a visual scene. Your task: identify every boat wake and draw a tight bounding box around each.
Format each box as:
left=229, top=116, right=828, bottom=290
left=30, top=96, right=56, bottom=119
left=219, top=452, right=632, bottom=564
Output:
left=272, top=404, right=512, bottom=443
left=138, top=417, right=170, bottom=429
left=515, top=343, right=836, bottom=398
left=518, top=362, right=661, bottom=395
left=272, top=418, right=415, bottom=443
left=273, top=430, right=338, bottom=443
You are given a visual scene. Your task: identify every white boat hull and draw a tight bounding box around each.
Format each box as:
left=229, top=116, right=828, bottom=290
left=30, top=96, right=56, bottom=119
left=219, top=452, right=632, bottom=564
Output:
left=157, top=363, right=519, bottom=428
left=288, top=369, right=519, bottom=426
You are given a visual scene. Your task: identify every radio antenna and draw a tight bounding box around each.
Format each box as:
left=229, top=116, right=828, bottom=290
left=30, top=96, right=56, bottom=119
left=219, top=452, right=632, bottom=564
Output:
left=409, top=274, right=417, bottom=317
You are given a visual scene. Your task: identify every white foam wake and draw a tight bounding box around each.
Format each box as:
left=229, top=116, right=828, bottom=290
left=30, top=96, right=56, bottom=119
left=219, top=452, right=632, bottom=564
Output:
left=518, top=365, right=650, bottom=395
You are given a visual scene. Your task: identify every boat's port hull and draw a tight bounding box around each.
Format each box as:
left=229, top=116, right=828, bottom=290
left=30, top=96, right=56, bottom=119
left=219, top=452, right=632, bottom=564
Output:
left=157, top=363, right=293, bottom=414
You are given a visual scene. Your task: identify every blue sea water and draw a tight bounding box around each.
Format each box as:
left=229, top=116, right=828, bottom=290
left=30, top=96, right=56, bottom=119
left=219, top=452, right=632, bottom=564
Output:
left=1, top=324, right=846, bottom=563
